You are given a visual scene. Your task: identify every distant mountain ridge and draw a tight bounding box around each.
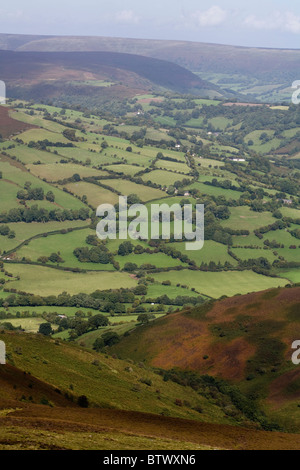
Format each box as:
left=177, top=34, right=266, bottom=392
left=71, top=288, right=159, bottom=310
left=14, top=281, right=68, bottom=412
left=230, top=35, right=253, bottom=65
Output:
left=0, top=49, right=225, bottom=103
left=1, top=33, right=299, bottom=101
left=1, top=33, right=300, bottom=77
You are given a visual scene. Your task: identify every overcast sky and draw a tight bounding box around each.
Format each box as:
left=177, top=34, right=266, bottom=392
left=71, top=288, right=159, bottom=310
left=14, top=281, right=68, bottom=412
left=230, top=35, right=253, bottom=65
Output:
left=1, top=0, right=300, bottom=48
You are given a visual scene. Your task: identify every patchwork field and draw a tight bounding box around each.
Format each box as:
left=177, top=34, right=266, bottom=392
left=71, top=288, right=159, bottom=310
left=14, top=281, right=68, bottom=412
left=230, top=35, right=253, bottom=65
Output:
left=3, top=263, right=137, bottom=295
left=153, top=270, right=288, bottom=298
left=63, top=181, right=119, bottom=208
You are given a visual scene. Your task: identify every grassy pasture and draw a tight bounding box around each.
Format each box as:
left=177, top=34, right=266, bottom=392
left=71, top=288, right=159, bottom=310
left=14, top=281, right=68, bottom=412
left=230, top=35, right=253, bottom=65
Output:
left=114, top=252, right=187, bottom=269
left=0, top=180, right=23, bottom=211
left=231, top=247, right=278, bottom=263
left=244, top=130, right=282, bottom=154
left=146, top=283, right=200, bottom=299
left=188, top=182, right=241, bottom=200
left=277, top=269, right=300, bottom=283
left=0, top=160, right=86, bottom=210
left=3, top=263, right=137, bottom=295
left=14, top=128, right=69, bottom=145
left=153, top=116, right=177, bottom=127
left=63, top=181, right=119, bottom=208
left=142, top=170, right=188, bottom=186
left=0, top=220, right=89, bottom=253
left=155, top=159, right=190, bottom=174
left=27, top=163, right=108, bottom=181
left=100, top=179, right=165, bottom=202
left=5, top=144, right=61, bottom=165
left=153, top=270, right=288, bottom=298
left=9, top=110, right=67, bottom=133
left=220, top=207, right=275, bottom=232
left=196, top=157, right=224, bottom=168
left=104, top=164, right=141, bottom=176
left=2, top=317, right=57, bottom=333
left=280, top=207, right=300, bottom=219
left=169, top=240, right=238, bottom=266
left=14, top=228, right=115, bottom=271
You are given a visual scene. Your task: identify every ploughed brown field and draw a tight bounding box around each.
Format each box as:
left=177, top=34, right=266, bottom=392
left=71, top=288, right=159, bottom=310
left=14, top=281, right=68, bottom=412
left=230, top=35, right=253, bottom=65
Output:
left=0, top=106, right=36, bottom=138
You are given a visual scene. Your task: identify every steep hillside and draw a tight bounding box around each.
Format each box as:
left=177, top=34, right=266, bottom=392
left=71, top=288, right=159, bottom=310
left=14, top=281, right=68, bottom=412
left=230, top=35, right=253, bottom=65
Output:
left=0, top=329, right=247, bottom=425
left=1, top=328, right=300, bottom=449
left=0, top=50, right=223, bottom=104
left=111, top=287, right=300, bottom=431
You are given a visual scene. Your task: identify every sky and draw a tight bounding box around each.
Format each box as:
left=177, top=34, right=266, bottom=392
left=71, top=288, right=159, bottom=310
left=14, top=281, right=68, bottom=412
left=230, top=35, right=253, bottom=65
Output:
left=1, top=0, right=300, bottom=49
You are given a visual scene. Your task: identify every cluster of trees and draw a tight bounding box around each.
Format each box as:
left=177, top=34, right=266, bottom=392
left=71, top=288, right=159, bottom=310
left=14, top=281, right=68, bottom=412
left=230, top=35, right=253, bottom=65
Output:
left=0, top=288, right=136, bottom=312
left=27, top=139, right=75, bottom=150
left=118, top=241, right=134, bottom=256
left=0, top=225, right=15, bottom=239
left=37, top=253, right=64, bottom=265
left=56, top=313, right=109, bottom=339
left=73, top=245, right=113, bottom=265
left=254, top=219, right=288, bottom=239
left=145, top=294, right=204, bottom=307
left=290, top=228, right=300, bottom=240
left=93, top=331, right=120, bottom=350
left=0, top=205, right=90, bottom=223
left=17, top=185, right=55, bottom=203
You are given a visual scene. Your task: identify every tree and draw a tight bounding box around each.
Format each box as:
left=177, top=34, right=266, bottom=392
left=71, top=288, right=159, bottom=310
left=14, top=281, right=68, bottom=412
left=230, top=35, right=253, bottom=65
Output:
left=73, top=173, right=81, bottom=182
left=93, top=337, right=104, bottom=351
left=38, top=322, right=53, bottom=336
left=102, top=331, right=120, bottom=346
left=46, top=191, right=55, bottom=202
left=124, top=262, right=138, bottom=272
left=127, top=194, right=142, bottom=205
left=133, top=285, right=148, bottom=296
left=138, top=313, right=155, bottom=324
left=118, top=241, right=134, bottom=256
left=63, top=128, right=77, bottom=141
left=88, top=314, right=109, bottom=330
left=48, top=253, right=64, bottom=264
left=77, top=395, right=89, bottom=408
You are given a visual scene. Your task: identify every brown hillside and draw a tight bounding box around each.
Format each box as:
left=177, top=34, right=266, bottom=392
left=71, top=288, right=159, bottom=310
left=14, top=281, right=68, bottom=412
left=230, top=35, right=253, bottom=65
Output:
left=1, top=404, right=300, bottom=450
left=0, top=364, right=76, bottom=408
left=111, top=287, right=300, bottom=407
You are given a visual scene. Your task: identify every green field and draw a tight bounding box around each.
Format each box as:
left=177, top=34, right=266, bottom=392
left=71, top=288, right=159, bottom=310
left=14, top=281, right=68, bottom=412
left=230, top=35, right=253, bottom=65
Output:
left=155, top=159, right=190, bottom=174
left=114, top=252, right=187, bottom=269
left=2, top=317, right=57, bottom=333
left=277, top=268, right=300, bottom=283
left=28, top=163, right=108, bottom=181
left=153, top=270, right=288, bottom=298
left=0, top=220, right=89, bottom=253
left=14, top=128, right=69, bottom=145
left=3, top=263, right=137, bottom=295
left=14, top=228, right=115, bottom=271
left=220, top=206, right=275, bottom=232
left=142, top=169, right=188, bottom=186
left=104, top=164, right=141, bottom=176
left=188, top=182, right=241, bottom=200
left=169, top=240, right=238, bottom=266
left=0, top=160, right=86, bottom=211
left=63, top=181, right=119, bottom=208
left=100, top=179, right=165, bottom=202
left=5, top=144, right=61, bottom=165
